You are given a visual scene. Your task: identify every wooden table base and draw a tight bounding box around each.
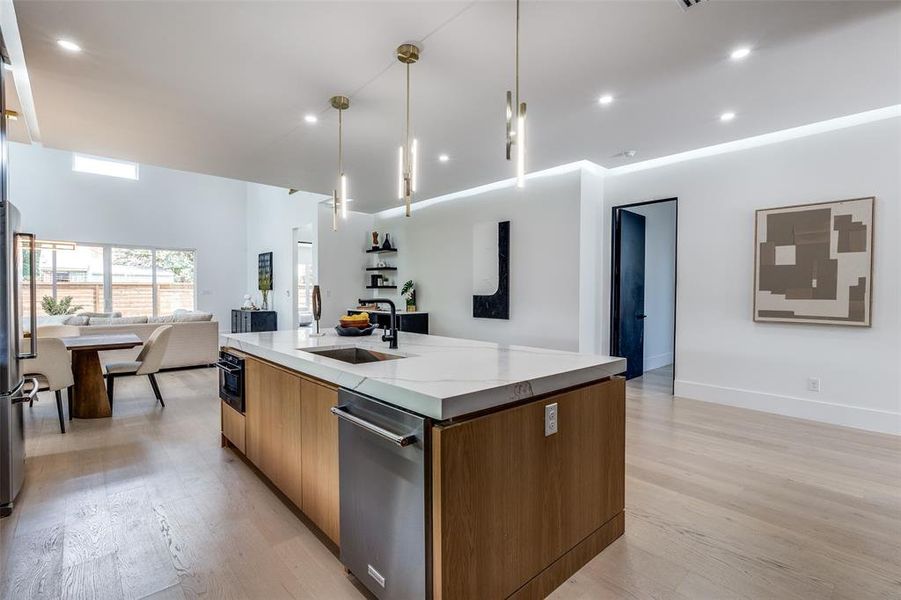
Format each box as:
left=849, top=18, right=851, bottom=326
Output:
left=71, top=349, right=112, bottom=419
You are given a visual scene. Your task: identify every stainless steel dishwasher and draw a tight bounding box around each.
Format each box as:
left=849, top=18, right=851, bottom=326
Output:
left=331, top=389, right=431, bottom=600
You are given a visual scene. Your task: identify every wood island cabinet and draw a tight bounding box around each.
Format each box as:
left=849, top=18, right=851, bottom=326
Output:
left=228, top=356, right=340, bottom=545
left=431, top=377, right=625, bottom=599
left=300, top=379, right=341, bottom=544
left=224, top=355, right=626, bottom=597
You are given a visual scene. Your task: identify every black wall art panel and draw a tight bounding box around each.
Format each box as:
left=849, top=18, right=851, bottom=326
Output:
left=473, top=220, right=510, bottom=320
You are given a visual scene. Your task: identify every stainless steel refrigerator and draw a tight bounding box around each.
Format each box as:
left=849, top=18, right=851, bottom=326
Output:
left=0, top=34, right=39, bottom=518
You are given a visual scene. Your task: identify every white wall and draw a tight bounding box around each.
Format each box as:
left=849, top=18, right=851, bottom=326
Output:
left=626, top=201, right=676, bottom=371
left=315, top=205, right=375, bottom=327
left=579, top=167, right=606, bottom=354
left=374, top=170, right=583, bottom=351
left=9, top=143, right=247, bottom=331
left=604, top=117, right=901, bottom=434
left=244, top=183, right=319, bottom=329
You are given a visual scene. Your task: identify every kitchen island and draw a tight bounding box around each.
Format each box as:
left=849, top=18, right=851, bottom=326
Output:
left=222, top=328, right=626, bottom=600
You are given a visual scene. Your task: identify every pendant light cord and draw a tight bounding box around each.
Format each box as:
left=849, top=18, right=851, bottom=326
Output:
left=406, top=63, right=411, bottom=173
left=515, top=0, right=520, bottom=111
left=338, top=107, right=343, bottom=177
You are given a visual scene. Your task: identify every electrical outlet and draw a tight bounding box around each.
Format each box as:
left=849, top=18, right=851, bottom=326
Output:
left=545, top=403, right=558, bottom=437
left=807, top=377, right=820, bottom=393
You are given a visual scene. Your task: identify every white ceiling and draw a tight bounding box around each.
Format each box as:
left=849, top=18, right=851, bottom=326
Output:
left=11, top=0, right=901, bottom=213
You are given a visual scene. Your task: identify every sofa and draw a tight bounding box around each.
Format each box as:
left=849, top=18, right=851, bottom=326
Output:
left=35, top=311, right=219, bottom=370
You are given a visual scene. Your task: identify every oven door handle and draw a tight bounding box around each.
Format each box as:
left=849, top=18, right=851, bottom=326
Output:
left=215, top=361, right=242, bottom=375
left=330, top=405, right=417, bottom=447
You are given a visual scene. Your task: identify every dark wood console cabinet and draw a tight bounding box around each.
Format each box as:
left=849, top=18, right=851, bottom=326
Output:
left=231, top=309, right=278, bottom=333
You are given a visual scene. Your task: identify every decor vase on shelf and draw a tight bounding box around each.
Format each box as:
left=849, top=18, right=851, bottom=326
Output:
left=382, top=233, right=392, bottom=250
left=260, top=289, right=269, bottom=310
left=371, top=231, right=380, bottom=250
left=402, top=280, right=416, bottom=312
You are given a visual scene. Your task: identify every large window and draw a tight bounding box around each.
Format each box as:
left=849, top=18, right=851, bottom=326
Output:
left=27, top=241, right=195, bottom=318
left=111, top=247, right=154, bottom=317
left=26, top=243, right=105, bottom=317
left=155, top=250, right=196, bottom=315
left=53, top=245, right=105, bottom=313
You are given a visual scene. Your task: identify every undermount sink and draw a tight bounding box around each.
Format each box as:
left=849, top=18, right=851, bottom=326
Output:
left=300, top=346, right=405, bottom=364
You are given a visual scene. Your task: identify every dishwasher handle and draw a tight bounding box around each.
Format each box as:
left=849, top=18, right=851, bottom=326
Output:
left=330, top=405, right=417, bottom=447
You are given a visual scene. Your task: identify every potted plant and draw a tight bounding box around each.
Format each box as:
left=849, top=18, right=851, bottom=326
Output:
left=41, top=295, right=83, bottom=316
left=401, top=280, right=416, bottom=312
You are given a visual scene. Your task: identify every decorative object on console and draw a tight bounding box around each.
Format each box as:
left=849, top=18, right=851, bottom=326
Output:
left=473, top=221, right=510, bottom=320
left=753, top=196, right=874, bottom=326
left=241, top=294, right=256, bottom=310
left=311, top=284, right=324, bottom=336
left=258, top=252, right=273, bottom=309
left=401, top=280, right=416, bottom=312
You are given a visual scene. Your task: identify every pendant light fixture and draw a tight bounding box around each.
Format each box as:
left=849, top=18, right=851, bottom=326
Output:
left=505, top=0, right=527, bottom=188
left=396, top=43, right=421, bottom=217
left=330, top=95, right=350, bottom=231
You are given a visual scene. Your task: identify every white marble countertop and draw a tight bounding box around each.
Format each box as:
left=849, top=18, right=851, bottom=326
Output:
left=223, top=329, right=626, bottom=421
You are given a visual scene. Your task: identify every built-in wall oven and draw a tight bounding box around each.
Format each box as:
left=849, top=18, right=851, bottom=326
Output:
left=216, top=350, right=245, bottom=413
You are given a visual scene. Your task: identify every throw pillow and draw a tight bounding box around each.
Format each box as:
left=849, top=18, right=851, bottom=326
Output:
left=112, top=316, right=149, bottom=325
left=148, top=314, right=177, bottom=324
left=90, top=316, right=150, bottom=325
left=173, top=311, right=213, bottom=322
left=78, top=311, right=122, bottom=318
left=63, top=315, right=90, bottom=326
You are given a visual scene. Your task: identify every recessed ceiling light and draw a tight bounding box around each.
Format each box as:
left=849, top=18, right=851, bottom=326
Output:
left=720, top=111, right=736, bottom=122
left=56, top=39, right=82, bottom=53
left=730, top=47, right=751, bottom=61
left=303, top=114, right=318, bottom=124
left=598, top=94, right=614, bottom=105
left=438, top=154, right=449, bottom=162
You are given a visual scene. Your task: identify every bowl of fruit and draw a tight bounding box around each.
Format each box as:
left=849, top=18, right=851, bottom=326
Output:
left=336, top=312, right=375, bottom=336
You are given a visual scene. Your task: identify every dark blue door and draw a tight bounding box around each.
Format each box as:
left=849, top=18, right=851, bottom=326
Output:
left=616, top=210, right=646, bottom=379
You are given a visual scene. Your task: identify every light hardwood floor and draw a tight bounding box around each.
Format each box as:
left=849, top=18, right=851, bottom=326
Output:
left=1, top=366, right=899, bottom=599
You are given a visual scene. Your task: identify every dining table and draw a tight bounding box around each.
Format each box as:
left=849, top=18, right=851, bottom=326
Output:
left=62, top=333, right=143, bottom=418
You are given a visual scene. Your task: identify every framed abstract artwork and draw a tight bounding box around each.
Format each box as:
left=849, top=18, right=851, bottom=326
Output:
left=753, top=197, right=874, bottom=326
left=472, top=220, right=510, bottom=320
left=258, top=252, right=273, bottom=291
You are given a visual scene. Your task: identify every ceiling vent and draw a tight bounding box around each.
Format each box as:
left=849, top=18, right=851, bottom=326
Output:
left=675, top=0, right=708, bottom=10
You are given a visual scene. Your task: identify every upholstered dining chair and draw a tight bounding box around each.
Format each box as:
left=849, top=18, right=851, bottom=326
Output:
left=104, top=325, right=173, bottom=411
left=21, top=337, right=74, bottom=434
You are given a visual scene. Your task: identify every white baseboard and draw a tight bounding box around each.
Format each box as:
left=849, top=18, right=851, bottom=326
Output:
left=643, top=352, right=674, bottom=372
left=674, top=380, right=901, bottom=436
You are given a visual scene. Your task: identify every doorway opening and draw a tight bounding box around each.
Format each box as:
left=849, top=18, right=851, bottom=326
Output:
left=610, top=198, right=677, bottom=389
left=296, top=241, right=314, bottom=329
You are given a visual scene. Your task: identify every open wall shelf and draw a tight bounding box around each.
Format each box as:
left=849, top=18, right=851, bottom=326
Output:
left=366, top=285, right=398, bottom=290
left=366, top=248, right=398, bottom=254
left=365, top=267, right=397, bottom=271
